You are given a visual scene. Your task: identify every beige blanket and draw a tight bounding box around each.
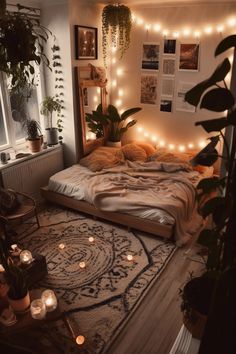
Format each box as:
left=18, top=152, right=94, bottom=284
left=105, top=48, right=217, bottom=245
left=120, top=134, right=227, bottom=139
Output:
left=81, top=161, right=203, bottom=246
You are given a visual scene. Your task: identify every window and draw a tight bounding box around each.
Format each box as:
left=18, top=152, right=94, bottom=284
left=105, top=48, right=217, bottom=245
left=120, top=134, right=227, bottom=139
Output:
left=0, top=70, right=43, bottom=151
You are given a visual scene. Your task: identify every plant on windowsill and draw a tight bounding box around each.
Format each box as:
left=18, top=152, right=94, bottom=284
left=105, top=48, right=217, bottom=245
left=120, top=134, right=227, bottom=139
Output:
left=0, top=0, right=51, bottom=92
left=85, top=103, right=142, bottom=147
left=179, top=34, right=236, bottom=352
left=102, top=4, right=132, bottom=67
left=40, top=96, right=62, bottom=146
left=25, top=119, right=42, bottom=153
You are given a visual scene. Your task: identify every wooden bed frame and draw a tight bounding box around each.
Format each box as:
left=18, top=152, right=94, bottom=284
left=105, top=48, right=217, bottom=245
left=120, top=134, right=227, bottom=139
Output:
left=41, top=186, right=174, bottom=240
left=41, top=64, right=176, bottom=241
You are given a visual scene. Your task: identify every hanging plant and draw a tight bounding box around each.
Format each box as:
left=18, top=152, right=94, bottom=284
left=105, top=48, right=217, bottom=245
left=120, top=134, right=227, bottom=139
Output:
left=0, top=1, right=51, bottom=91
left=102, top=4, right=132, bottom=67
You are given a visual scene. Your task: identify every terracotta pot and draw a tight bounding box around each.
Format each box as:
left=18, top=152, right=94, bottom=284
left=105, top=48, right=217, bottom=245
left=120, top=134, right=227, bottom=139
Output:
left=27, top=138, right=42, bottom=153
left=106, top=141, right=121, bottom=148
left=7, top=291, right=30, bottom=314
left=183, top=309, right=207, bottom=339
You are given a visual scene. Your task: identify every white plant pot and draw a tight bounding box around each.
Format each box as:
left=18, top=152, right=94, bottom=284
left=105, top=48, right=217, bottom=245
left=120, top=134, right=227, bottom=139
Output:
left=106, top=141, right=121, bottom=148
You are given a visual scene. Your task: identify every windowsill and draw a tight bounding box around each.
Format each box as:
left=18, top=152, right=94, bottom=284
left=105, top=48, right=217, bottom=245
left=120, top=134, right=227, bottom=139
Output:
left=0, top=145, right=62, bottom=171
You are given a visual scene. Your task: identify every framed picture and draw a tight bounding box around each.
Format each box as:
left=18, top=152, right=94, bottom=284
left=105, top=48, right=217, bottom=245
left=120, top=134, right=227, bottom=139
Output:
left=176, top=82, right=196, bottom=113
left=179, top=43, right=200, bottom=71
left=164, top=39, right=176, bottom=55
left=75, top=25, right=97, bottom=60
left=140, top=74, right=158, bottom=105
left=163, top=58, right=175, bottom=76
left=141, top=43, right=160, bottom=70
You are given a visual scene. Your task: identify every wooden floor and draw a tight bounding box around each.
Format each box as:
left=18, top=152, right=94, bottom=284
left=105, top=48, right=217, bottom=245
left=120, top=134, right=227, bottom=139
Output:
left=108, top=245, right=204, bottom=354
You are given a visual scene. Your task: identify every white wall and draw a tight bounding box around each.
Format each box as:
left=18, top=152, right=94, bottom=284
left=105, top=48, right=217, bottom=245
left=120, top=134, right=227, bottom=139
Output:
left=111, top=2, right=236, bottom=150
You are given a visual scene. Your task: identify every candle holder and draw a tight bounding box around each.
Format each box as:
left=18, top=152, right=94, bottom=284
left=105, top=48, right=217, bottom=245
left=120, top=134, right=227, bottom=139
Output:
left=41, top=289, right=58, bottom=312
left=20, top=250, right=33, bottom=265
left=30, top=299, right=46, bottom=320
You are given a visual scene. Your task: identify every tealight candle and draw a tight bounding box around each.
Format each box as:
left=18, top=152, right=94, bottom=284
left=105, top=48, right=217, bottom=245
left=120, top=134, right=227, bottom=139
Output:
left=0, top=264, right=5, bottom=272
left=76, top=335, right=85, bottom=346
left=127, top=254, right=134, bottom=262
left=58, top=243, right=65, bottom=250
left=20, top=250, right=33, bottom=265
left=79, top=261, right=86, bottom=269
left=11, top=244, right=18, bottom=251
left=41, top=289, right=58, bottom=312
left=30, top=299, right=46, bottom=320
left=88, top=237, right=95, bottom=243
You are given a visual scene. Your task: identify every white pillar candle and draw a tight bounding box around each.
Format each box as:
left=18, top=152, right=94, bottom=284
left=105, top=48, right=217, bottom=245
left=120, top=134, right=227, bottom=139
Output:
left=41, top=290, right=58, bottom=312
left=20, top=250, right=33, bottom=265
left=30, top=299, right=46, bottom=320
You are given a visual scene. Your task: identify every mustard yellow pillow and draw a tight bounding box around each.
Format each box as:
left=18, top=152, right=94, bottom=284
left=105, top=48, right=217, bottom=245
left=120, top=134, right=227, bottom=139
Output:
left=80, top=146, right=124, bottom=172
left=122, top=143, right=147, bottom=161
left=134, top=142, right=156, bottom=157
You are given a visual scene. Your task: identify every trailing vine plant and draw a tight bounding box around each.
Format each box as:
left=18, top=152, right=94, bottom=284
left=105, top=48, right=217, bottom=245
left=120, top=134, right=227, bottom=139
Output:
left=102, top=4, right=132, bottom=67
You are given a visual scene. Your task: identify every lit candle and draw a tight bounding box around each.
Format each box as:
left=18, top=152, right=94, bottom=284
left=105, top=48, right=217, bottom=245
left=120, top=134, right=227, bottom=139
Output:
left=79, top=261, right=86, bottom=269
left=30, top=299, right=46, bottom=320
left=76, top=335, right=85, bottom=346
left=11, top=244, right=18, bottom=251
left=0, top=264, right=5, bottom=272
left=41, top=289, right=57, bottom=312
left=20, top=250, right=33, bottom=265
left=88, top=237, right=95, bottom=243
left=58, top=243, right=65, bottom=250
left=127, top=254, right=134, bottom=262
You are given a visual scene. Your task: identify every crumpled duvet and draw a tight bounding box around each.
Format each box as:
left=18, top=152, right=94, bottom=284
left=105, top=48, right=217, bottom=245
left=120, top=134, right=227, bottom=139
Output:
left=49, top=160, right=204, bottom=246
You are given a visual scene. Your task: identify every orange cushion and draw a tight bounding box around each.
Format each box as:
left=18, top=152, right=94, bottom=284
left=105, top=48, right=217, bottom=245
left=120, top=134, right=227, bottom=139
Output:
left=134, top=142, right=156, bottom=157
left=121, top=143, right=147, bottom=161
left=80, top=146, right=124, bottom=172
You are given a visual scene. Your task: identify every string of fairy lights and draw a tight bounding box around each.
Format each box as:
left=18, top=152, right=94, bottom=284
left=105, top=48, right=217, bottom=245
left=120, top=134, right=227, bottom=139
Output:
left=88, top=13, right=236, bottom=150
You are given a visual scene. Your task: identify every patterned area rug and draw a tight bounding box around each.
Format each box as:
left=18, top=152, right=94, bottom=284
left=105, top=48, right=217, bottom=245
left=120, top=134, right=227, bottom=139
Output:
left=18, top=207, right=176, bottom=353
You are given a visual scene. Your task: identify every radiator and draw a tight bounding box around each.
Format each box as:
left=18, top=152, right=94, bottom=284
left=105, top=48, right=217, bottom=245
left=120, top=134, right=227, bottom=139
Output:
left=1, top=146, right=64, bottom=201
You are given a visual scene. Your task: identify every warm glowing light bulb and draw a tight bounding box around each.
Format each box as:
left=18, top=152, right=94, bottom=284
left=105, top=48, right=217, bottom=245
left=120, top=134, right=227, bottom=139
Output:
left=76, top=335, right=85, bottom=346
left=169, top=144, right=175, bottom=150
left=199, top=141, right=206, bottom=148
left=88, top=237, right=95, bottom=243
left=112, top=79, right=117, bottom=87
left=58, top=243, right=65, bottom=250
left=154, top=23, right=161, bottom=32
left=204, top=27, right=212, bottom=34
left=111, top=46, right=117, bottom=53
left=93, top=96, right=98, bottom=103
left=137, top=126, right=143, bottom=132
left=96, top=88, right=100, bottom=94
left=188, top=143, right=194, bottom=149
left=216, top=25, right=224, bottom=33
left=144, top=132, right=149, bottom=138
left=163, top=29, right=169, bottom=36
left=145, top=24, right=151, bottom=30
left=183, top=28, right=191, bottom=36
left=116, top=68, right=123, bottom=76
left=118, top=89, right=124, bottom=97
left=159, top=141, right=166, bottom=147
left=137, top=18, right=144, bottom=25
left=228, top=17, right=236, bottom=27
left=116, top=99, right=122, bottom=107
left=79, top=261, right=86, bottom=269
left=151, top=136, right=158, bottom=142
left=173, top=31, right=179, bottom=38
left=194, top=31, right=201, bottom=38
left=178, top=145, right=186, bottom=152
left=112, top=58, right=117, bottom=64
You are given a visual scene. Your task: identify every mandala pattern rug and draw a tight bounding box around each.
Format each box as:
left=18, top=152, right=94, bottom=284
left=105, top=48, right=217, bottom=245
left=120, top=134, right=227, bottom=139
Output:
left=18, top=207, right=176, bottom=353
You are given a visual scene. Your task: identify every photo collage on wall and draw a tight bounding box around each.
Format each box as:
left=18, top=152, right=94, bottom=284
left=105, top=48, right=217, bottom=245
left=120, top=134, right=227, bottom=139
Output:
left=140, top=37, right=199, bottom=113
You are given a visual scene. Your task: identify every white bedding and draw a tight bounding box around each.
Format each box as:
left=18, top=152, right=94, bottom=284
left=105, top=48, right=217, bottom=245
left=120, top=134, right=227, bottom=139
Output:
left=48, top=160, right=207, bottom=246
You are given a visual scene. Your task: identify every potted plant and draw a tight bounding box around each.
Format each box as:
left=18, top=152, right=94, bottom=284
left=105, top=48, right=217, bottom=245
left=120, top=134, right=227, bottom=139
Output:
left=179, top=34, right=236, bottom=350
left=40, top=96, right=62, bottom=146
left=102, top=4, right=132, bottom=66
left=0, top=1, right=51, bottom=92
left=0, top=237, right=30, bottom=314
left=26, top=119, right=42, bottom=153
left=85, top=103, right=109, bottom=139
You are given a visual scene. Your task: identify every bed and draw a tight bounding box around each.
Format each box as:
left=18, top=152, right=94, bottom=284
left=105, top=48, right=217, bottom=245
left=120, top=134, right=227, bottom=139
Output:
left=41, top=143, right=214, bottom=246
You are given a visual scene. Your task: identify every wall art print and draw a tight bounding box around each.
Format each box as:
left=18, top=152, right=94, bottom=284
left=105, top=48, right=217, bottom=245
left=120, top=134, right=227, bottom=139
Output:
left=176, top=81, right=196, bottom=112
left=141, top=43, right=160, bottom=70
left=179, top=43, right=200, bottom=71
left=163, top=58, right=176, bottom=76
left=164, top=39, right=176, bottom=55
left=140, top=74, right=158, bottom=105
left=75, top=25, right=98, bottom=60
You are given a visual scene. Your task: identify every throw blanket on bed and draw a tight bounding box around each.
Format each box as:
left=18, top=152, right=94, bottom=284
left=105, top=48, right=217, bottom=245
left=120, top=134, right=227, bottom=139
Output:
left=49, top=161, right=204, bottom=246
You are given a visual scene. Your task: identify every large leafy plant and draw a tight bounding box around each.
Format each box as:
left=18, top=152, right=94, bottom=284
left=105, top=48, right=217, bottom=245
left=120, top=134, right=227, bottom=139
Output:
left=102, top=4, right=132, bottom=67
left=86, top=103, right=142, bottom=142
left=185, top=34, right=236, bottom=273
left=0, top=1, right=51, bottom=91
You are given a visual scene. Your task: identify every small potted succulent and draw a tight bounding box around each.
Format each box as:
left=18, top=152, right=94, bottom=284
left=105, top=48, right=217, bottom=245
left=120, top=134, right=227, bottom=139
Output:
left=40, top=96, right=62, bottom=146
left=25, top=119, right=42, bottom=153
